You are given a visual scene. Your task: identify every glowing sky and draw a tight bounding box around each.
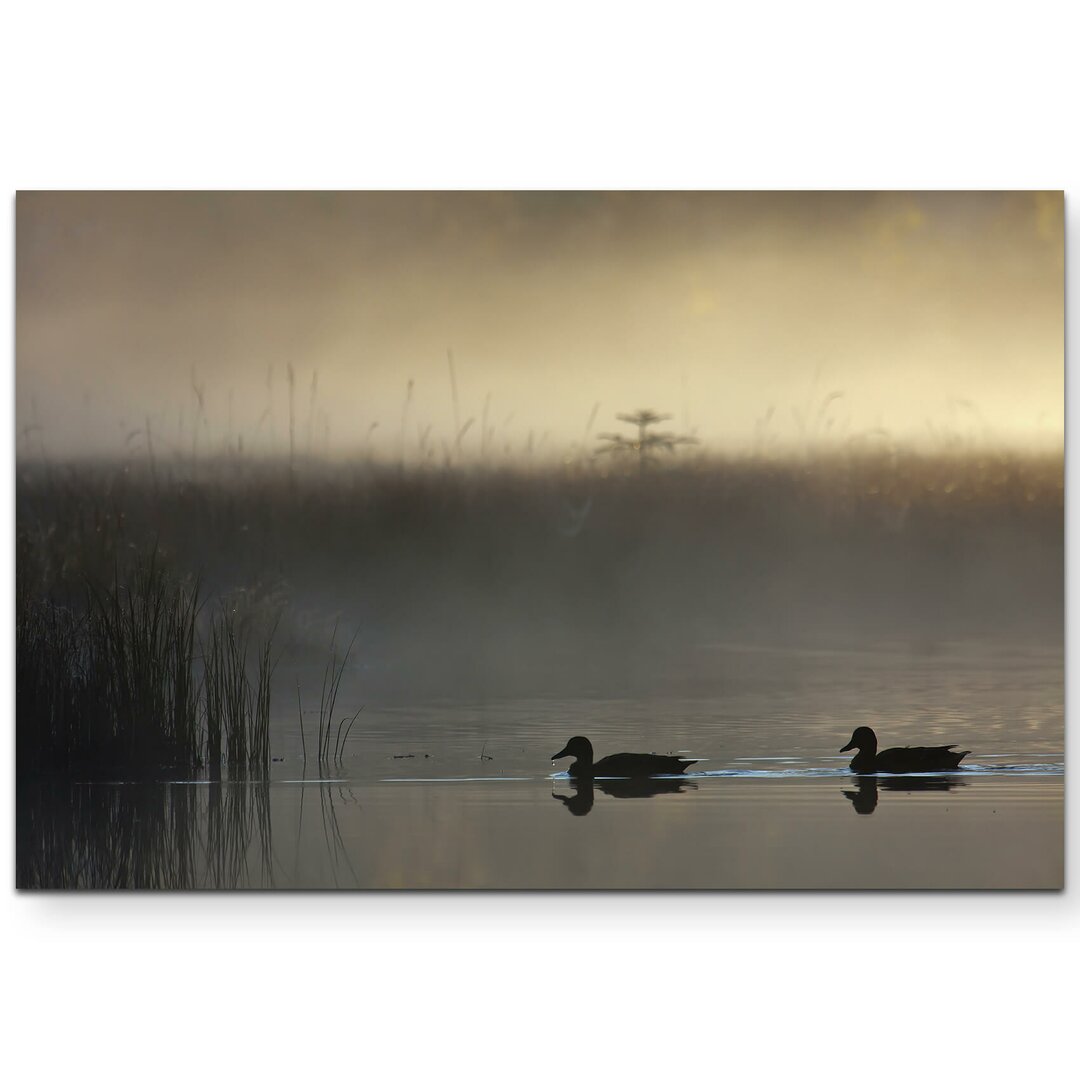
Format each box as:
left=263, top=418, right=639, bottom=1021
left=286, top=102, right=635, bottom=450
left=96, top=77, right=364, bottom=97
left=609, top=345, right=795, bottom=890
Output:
left=16, top=191, right=1063, bottom=459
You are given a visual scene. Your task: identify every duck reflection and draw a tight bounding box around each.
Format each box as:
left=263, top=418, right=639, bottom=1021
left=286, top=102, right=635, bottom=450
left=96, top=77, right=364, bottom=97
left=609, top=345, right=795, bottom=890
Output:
left=552, top=776, right=696, bottom=817
left=843, top=774, right=968, bottom=816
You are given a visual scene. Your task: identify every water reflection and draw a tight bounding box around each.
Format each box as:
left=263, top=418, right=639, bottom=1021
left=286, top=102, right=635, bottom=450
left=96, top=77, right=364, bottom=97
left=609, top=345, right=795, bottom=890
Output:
left=552, top=776, right=696, bottom=817
left=298, top=776, right=361, bottom=887
left=842, top=774, right=968, bottom=816
left=17, top=780, right=273, bottom=889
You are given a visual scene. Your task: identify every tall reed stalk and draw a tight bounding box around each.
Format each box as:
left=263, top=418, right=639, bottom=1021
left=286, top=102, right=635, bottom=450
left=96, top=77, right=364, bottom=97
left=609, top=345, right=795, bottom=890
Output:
left=295, top=627, right=361, bottom=772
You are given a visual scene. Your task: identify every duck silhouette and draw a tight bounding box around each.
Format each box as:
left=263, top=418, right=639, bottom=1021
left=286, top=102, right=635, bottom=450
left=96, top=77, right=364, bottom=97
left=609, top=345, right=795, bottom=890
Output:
left=840, top=725, right=970, bottom=774
left=552, top=775, right=695, bottom=816
left=552, top=736, right=696, bottom=778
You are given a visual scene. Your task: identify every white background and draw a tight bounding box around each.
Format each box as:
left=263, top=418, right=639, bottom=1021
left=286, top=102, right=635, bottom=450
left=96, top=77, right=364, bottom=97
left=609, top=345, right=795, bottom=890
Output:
left=1, top=3, right=1075, bottom=1077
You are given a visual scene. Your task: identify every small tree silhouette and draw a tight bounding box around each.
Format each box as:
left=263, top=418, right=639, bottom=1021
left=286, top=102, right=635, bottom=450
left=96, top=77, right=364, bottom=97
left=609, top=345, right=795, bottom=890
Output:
left=596, top=409, right=698, bottom=475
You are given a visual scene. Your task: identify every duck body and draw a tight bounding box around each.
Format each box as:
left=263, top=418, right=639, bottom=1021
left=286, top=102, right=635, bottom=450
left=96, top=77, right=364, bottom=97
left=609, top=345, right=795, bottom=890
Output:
left=840, top=725, right=970, bottom=774
left=553, top=736, right=695, bottom=778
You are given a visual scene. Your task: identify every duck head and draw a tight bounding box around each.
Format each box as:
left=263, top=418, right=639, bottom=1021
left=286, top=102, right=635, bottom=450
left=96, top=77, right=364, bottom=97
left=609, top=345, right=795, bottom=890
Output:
left=840, top=726, right=878, bottom=755
left=553, top=736, right=594, bottom=767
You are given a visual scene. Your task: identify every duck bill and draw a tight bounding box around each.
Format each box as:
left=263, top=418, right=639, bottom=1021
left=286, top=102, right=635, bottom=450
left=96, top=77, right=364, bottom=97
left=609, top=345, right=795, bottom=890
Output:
left=552, top=745, right=571, bottom=761
left=839, top=738, right=856, bottom=753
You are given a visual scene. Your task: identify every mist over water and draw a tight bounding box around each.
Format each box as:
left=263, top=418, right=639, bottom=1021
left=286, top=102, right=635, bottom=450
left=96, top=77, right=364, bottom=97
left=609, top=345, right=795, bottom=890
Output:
left=16, top=449, right=1063, bottom=699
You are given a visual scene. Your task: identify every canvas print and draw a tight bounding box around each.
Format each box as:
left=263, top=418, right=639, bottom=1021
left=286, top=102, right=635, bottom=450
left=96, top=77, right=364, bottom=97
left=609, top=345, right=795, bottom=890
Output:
left=15, top=191, right=1063, bottom=889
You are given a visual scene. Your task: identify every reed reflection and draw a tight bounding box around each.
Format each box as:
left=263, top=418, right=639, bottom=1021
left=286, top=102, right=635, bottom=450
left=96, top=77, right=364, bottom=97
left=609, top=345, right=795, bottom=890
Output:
left=16, top=779, right=273, bottom=889
left=552, top=776, right=696, bottom=817
left=843, top=774, right=968, bottom=816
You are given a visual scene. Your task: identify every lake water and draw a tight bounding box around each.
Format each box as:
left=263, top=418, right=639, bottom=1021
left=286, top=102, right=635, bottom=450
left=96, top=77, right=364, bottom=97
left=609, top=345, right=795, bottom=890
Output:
left=18, top=640, right=1064, bottom=889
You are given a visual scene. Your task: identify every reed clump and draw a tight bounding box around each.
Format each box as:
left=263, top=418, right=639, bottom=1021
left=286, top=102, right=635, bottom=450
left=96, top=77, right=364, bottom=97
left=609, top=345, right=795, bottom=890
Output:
left=204, top=605, right=276, bottom=779
left=17, top=556, right=278, bottom=780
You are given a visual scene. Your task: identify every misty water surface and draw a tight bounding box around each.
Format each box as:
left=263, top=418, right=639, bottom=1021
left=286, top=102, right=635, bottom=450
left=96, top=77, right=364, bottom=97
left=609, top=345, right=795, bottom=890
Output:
left=19, top=640, right=1063, bottom=889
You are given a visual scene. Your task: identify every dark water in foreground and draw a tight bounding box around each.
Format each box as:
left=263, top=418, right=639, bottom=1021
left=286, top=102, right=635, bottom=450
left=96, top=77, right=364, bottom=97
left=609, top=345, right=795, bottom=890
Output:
left=18, top=642, right=1064, bottom=889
